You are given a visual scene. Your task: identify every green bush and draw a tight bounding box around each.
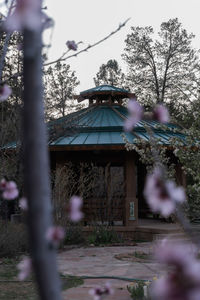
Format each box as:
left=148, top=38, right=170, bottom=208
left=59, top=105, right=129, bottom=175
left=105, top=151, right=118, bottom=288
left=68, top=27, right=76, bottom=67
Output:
left=127, top=282, right=146, bottom=300
left=0, top=221, right=29, bottom=258
left=87, top=225, right=122, bottom=246
left=64, top=224, right=86, bottom=245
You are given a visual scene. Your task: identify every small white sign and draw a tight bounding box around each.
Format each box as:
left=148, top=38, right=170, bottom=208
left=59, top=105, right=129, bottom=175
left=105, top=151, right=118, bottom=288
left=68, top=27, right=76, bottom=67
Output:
left=129, top=202, right=135, bottom=220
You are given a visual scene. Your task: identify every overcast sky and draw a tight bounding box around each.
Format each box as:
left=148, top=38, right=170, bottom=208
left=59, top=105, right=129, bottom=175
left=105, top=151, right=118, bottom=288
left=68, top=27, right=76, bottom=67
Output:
left=44, top=0, right=200, bottom=93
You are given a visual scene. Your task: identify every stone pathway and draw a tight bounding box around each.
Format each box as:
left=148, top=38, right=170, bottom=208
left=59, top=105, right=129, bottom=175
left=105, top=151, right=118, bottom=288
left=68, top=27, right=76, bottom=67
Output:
left=58, top=243, right=164, bottom=300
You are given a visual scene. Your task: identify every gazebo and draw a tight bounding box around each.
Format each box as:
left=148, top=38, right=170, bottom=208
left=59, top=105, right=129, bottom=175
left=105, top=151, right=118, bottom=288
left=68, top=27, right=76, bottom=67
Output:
left=49, top=85, right=185, bottom=236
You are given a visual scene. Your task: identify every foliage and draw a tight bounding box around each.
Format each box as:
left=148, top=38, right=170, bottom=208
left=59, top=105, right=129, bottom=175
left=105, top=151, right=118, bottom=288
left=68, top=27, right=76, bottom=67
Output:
left=171, top=125, right=200, bottom=220
left=64, top=225, right=86, bottom=245
left=0, top=33, right=24, bottom=210
left=44, top=62, right=81, bottom=119
left=0, top=258, right=18, bottom=280
left=60, top=274, right=84, bottom=291
left=0, top=260, right=83, bottom=300
left=122, top=18, right=200, bottom=118
left=87, top=225, right=122, bottom=245
left=127, top=282, right=147, bottom=300
left=0, top=221, right=29, bottom=258
left=124, top=132, right=176, bottom=179
left=93, top=59, right=126, bottom=87
left=0, top=32, right=23, bottom=147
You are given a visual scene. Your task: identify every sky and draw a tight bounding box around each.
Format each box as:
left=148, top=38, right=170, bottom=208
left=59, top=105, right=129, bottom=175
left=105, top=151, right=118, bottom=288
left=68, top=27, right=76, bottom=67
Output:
left=44, top=0, right=200, bottom=93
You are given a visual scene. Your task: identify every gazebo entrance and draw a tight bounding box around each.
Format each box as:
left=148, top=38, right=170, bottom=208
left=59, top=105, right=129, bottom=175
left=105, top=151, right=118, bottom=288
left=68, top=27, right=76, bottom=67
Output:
left=84, top=163, right=125, bottom=226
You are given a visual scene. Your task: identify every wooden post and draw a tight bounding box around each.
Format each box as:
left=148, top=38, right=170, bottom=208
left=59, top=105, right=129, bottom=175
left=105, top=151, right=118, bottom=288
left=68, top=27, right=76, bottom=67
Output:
left=124, top=152, right=138, bottom=226
left=175, top=163, right=186, bottom=188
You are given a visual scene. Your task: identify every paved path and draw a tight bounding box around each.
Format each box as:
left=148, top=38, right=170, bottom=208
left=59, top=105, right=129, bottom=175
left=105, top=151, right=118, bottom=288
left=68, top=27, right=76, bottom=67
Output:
left=58, top=243, right=164, bottom=300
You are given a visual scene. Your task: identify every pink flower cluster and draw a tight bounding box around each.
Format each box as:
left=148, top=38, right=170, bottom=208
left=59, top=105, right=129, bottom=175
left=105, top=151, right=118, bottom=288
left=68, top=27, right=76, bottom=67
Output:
left=144, top=167, right=186, bottom=217
left=19, top=197, right=28, bottom=210
left=0, top=84, right=12, bottom=102
left=68, top=196, right=83, bottom=222
left=5, top=0, right=41, bottom=31
left=153, top=104, right=169, bottom=123
left=152, top=240, right=200, bottom=300
left=66, top=40, right=78, bottom=51
left=17, top=256, right=32, bottom=281
left=124, top=98, right=143, bottom=131
left=89, top=282, right=114, bottom=300
left=124, top=99, right=170, bottom=132
left=0, top=178, right=19, bottom=200
left=46, top=226, right=65, bottom=247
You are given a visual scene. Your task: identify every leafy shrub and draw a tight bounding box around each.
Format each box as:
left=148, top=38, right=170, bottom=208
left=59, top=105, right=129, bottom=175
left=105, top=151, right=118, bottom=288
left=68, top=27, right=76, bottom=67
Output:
left=87, top=225, right=122, bottom=246
left=0, top=221, right=29, bottom=258
left=127, top=282, right=146, bottom=300
left=64, top=224, right=86, bottom=245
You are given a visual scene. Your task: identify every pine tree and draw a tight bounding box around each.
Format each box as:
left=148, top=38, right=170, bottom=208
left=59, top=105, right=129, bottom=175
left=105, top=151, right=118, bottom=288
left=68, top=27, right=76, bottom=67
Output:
left=93, top=59, right=126, bottom=88
left=44, top=62, right=80, bottom=119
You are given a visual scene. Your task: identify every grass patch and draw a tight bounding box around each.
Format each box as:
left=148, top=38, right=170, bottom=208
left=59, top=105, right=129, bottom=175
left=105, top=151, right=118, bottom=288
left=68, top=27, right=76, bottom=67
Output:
left=115, top=251, right=150, bottom=262
left=134, top=251, right=149, bottom=260
left=0, top=259, right=84, bottom=300
left=0, top=258, right=18, bottom=280
left=60, top=274, right=84, bottom=291
left=0, top=221, right=28, bottom=258
left=0, top=282, right=37, bottom=300
left=87, top=226, right=123, bottom=246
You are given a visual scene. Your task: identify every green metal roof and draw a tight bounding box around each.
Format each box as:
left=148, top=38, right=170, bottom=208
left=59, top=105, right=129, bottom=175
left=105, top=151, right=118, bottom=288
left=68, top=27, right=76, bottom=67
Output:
left=49, top=105, right=185, bottom=147
left=80, top=85, right=130, bottom=95
left=76, top=84, right=134, bottom=102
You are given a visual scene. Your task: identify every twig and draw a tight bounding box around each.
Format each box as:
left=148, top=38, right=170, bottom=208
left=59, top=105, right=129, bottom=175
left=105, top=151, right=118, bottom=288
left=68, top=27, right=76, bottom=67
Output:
left=44, top=18, right=130, bottom=67
left=1, top=19, right=130, bottom=84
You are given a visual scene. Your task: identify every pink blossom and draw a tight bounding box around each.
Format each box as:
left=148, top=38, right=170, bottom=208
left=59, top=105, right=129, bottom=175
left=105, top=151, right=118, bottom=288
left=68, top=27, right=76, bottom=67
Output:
left=41, top=13, right=54, bottom=30
left=66, top=40, right=78, bottom=51
left=151, top=241, right=200, bottom=300
left=68, top=196, right=83, bottom=222
left=17, top=257, right=32, bottom=281
left=144, top=167, right=186, bottom=217
left=0, top=178, right=7, bottom=190
left=153, top=104, right=170, bottom=123
left=89, top=282, right=114, bottom=300
left=124, top=98, right=143, bottom=131
left=0, top=84, right=12, bottom=102
left=17, top=43, right=23, bottom=51
left=0, top=179, right=19, bottom=200
left=46, top=226, right=65, bottom=247
left=19, top=197, right=28, bottom=210
left=5, top=0, right=41, bottom=32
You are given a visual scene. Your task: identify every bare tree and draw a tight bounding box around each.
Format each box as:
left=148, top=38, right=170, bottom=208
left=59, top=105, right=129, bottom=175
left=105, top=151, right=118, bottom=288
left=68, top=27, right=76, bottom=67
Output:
left=123, top=18, right=200, bottom=111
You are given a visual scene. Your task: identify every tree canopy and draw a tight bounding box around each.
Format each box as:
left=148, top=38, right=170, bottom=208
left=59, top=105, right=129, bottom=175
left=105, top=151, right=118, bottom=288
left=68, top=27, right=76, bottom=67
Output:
left=44, top=62, right=80, bottom=119
left=93, top=59, right=125, bottom=87
left=122, top=18, right=200, bottom=116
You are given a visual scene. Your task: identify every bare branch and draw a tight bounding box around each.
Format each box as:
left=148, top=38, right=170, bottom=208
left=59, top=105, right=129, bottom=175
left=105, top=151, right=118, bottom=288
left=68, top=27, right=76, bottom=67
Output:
left=44, top=18, right=130, bottom=67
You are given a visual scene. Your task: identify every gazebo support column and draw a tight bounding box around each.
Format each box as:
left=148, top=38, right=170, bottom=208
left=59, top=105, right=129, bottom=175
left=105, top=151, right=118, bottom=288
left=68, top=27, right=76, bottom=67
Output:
left=175, top=163, right=186, bottom=188
left=124, top=152, right=138, bottom=227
